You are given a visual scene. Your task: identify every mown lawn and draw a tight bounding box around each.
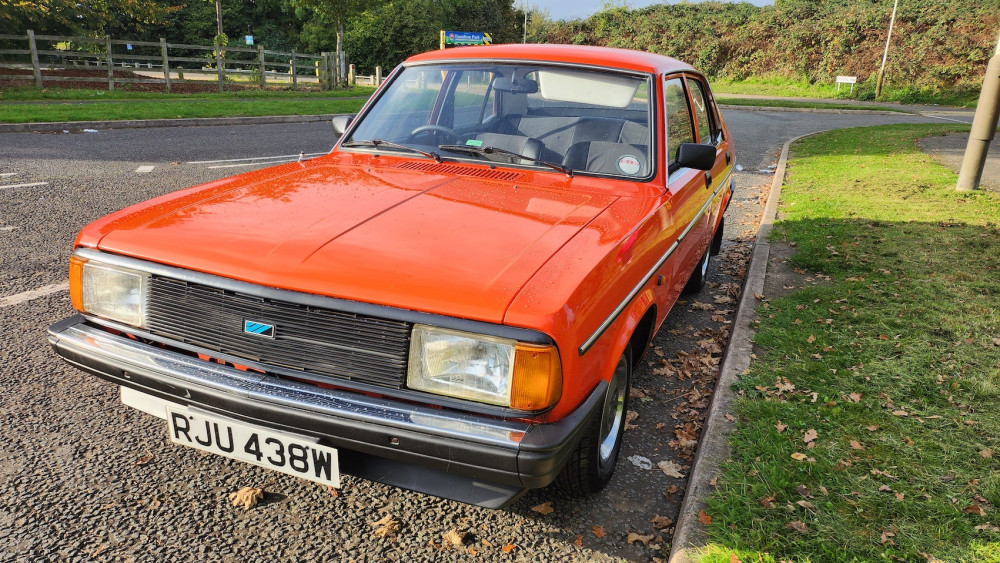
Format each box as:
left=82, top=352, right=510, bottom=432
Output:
left=701, top=124, right=1000, bottom=562
left=0, top=97, right=369, bottom=123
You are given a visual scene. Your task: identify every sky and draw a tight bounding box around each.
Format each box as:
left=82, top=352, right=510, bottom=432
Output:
left=536, top=0, right=774, bottom=21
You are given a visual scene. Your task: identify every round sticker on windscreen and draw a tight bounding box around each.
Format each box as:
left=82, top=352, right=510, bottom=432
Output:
left=618, top=155, right=641, bottom=175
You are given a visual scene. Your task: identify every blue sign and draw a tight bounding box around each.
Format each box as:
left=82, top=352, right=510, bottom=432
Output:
left=126, top=44, right=133, bottom=50
left=444, top=31, right=492, bottom=46
left=245, top=35, right=254, bottom=46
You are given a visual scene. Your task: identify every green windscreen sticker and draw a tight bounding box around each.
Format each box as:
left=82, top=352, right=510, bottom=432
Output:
left=465, top=139, right=483, bottom=147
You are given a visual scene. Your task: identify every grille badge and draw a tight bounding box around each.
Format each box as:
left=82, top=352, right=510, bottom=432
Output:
left=243, top=320, right=275, bottom=338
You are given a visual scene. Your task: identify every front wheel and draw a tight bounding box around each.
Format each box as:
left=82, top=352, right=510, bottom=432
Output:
left=557, top=345, right=631, bottom=495
left=684, top=245, right=710, bottom=294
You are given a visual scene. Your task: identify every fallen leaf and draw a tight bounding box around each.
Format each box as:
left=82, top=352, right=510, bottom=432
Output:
left=698, top=510, right=712, bottom=525
left=791, top=452, right=808, bottom=461
left=892, top=410, right=908, bottom=417
left=867, top=425, right=879, bottom=432
left=501, top=543, right=516, bottom=553
left=975, top=523, right=1000, bottom=532
left=625, top=410, right=639, bottom=431
left=848, top=392, right=862, bottom=403
left=879, top=484, right=892, bottom=492
left=753, top=291, right=764, bottom=300
left=787, top=520, right=807, bottom=533
left=796, top=484, right=811, bottom=497
left=964, top=504, right=988, bottom=517
left=775, top=421, right=788, bottom=433
left=658, top=460, right=685, bottom=478
left=759, top=493, right=777, bottom=509
left=850, top=440, right=865, bottom=450
left=796, top=500, right=816, bottom=509
left=134, top=450, right=155, bottom=466
left=895, top=492, right=905, bottom=501
left=228, top=486, right=264, bottom=511
left=327, top=485, right=338, bottom=498
left=725, top=412, right=736, bottom=422
left=371, top=514, right=401, bottom=538
left=881, top=530, right=896, bottom=545
left=651, top=515, right=673, bottom=529
left=993, top=338, right=1000, bottom=346
left=807, top=335, right=816, bottom=343
left=531, top=501, right=555, bottom=515
left=730, top=554, right=742, bottom=563
left=443, top=529, right=467, bottom=547
left=626, top=532, right=655, bottom=545
left=803, top=429, right=818, bottom=444
left=981, top=449, right=993, bottom=459
left=592, top=525, right=606, bottom=539
left=574, top=535, right=583, bottom=547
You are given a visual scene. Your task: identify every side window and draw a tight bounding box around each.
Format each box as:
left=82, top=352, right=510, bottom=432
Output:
left=686, top=78, right=713, bottom=144
left=452, top=70, right=494, bottom=128
left=664, top=77, right=695, bottom=163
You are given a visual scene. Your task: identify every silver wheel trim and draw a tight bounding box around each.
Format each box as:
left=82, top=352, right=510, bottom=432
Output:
left=699, top=248, right=709, bottom=277
left=598, top=355, right=628, bottom=465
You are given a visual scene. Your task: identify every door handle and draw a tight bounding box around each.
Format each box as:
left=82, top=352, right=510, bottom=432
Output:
left=704, top=171, right=712, bottom=189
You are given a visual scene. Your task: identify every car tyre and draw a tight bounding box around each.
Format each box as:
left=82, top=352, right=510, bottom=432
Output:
left=684, top=244, right=711, bottom=294
left=557, top=345, right=631, bottom=495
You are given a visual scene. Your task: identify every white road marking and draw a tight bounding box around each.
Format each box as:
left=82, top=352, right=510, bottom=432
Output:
left=0, top=282, right=69, bottom=308
left=0, top=173, right=17, bottom=178
left=187, top=152, right=327, bottom=165
left=0, top=182, right=48, bottom=190
left=920, top=113, right=973, bottom=124
left=135, top=165, right=156, bottom=174
left=207, top=159, right=298, bottom=170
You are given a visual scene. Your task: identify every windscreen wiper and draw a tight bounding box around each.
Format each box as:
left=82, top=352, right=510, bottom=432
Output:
left=341, top=139, right=441, bottom=163
left=438, top=144, right=573, bottom=178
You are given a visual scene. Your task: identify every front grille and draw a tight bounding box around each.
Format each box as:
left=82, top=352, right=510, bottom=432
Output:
left=146, top=276, right=412, bottom=388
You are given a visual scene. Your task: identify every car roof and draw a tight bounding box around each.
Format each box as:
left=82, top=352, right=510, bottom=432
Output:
left=404, top=44, right=696, bottom=75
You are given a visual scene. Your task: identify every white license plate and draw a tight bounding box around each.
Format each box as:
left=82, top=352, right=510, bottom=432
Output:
left=165, top=406, right=340, bottom=488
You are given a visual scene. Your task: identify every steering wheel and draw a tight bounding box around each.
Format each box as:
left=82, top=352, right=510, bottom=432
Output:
left=409, top=125, right=459, bottom=145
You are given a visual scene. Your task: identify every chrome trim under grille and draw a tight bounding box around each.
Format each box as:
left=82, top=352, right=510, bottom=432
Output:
left=146, top=276, right=412, bottom=388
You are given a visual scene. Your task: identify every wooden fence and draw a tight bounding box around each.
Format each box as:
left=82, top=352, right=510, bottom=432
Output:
left=0, top=31, right=356, bottom=92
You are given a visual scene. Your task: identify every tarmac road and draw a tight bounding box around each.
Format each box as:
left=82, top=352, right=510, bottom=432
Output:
left=0, top=109, right=939, bottom=562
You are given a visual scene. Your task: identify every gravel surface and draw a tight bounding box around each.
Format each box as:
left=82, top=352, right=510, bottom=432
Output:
left=0, top=110, right=936, bottom=561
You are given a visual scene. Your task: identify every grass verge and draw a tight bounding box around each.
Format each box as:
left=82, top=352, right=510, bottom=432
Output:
left=701, top=124, right=1000, bottom=562
left=0, top=86, right=376, bottom=102
left=711, top=76, right=979, bottom=108
left=716, top=97, right=909, bottom=113
left=0, top=97, right=369, bottom=123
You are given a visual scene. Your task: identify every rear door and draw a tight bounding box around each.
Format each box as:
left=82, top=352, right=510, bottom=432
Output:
left=684, top=75, right=733, bottom=247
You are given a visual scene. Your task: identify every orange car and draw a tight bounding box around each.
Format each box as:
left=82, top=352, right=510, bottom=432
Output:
left=49, top=44, right=733, bottom=508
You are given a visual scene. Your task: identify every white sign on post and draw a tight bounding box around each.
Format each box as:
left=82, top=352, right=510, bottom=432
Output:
left=836, top=75, right=857, bottom=94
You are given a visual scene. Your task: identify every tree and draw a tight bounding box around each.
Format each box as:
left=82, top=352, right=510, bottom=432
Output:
left=0, top=0, right=178, bottom=36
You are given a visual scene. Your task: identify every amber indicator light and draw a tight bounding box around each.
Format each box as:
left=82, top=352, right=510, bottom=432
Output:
left=68, top=255, right=86, bottom=312
left=510, top=344, right=562, bottom=411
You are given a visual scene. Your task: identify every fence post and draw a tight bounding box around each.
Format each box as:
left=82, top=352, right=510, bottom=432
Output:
left=257, top=44, right=266, bottom=87
left=290, top=50, right=297, bottom=89
left=215, top=42, right=224, bottom=93
left=375, top=66, right=382, bottom=87
left=27, top=30, right=43, bottom=88
left=348, top=64, right=355, bottom=86
left=320, top=52, right=329, bottom=89
left=160, top=38, right=171, bottom=93
left=329, top=54, right=337, bottom=89
left=106, top=35, right=114, bottom=91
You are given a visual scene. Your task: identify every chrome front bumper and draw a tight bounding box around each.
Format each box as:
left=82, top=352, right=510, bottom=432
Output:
left=48, top=315, right=604, bottom=508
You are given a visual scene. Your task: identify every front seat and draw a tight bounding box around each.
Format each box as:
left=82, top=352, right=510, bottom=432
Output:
left=562, top=141, right=649, bottom=177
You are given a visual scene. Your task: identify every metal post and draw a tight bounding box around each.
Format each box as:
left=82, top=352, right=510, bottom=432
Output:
left=27, top=30, right=43, bottom=88
left=290, top=50, right=297, bottom=89
left=160, top=38, right=171, bottom=93
left=956, top=37, right=1000, bottom=191
left=106, top=36, right=114, bottom=91
left=215, top=43, right=224, bottom=93
left=257, top=44, right=266, bottom=86
left=875, top=0, right=898, bottom=99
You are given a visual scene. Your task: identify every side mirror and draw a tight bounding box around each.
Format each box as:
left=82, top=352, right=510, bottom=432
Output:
left=676, top=143, right=716, bottom=171
left=332, top=115, right=354, bottom=138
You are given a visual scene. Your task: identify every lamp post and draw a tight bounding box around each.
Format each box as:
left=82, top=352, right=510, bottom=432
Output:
left=875, top=0, right=898, bottom=100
